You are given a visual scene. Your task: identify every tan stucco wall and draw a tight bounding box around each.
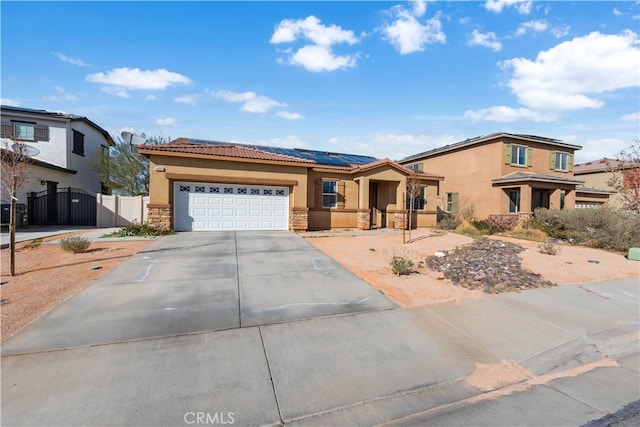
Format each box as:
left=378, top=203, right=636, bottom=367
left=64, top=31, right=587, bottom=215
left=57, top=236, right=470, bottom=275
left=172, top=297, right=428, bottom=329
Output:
left=403, top=137, right=578, bottom=219
left=574, top=170, right=621, bottom=208
left=147, top=154, right=439, bottom=231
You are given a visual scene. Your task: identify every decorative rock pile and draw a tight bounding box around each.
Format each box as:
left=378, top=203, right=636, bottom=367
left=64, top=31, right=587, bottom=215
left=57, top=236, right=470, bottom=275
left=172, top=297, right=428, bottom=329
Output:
left=425, top=238, right=556, bottom=294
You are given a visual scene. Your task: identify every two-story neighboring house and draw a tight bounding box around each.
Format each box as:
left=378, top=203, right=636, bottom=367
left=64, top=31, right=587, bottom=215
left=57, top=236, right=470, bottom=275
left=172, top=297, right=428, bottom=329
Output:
left=1, top=105, right=115, bottom=226
left=399, top=133, right=585, bottom=220
left=574, top=158, right=636, bottom=209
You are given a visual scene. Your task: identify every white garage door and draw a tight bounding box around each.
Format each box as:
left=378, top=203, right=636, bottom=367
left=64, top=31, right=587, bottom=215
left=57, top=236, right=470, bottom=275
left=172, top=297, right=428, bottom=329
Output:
left=174, top=182, right=289, bottom=231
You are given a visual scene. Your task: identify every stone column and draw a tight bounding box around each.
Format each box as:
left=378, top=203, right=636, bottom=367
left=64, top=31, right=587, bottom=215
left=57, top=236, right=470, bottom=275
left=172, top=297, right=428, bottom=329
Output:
left=290, top=207, right=309, bottom=231
left=357, top=209, right=371, bottom=230
left=147, top=204, right=172, bottom=229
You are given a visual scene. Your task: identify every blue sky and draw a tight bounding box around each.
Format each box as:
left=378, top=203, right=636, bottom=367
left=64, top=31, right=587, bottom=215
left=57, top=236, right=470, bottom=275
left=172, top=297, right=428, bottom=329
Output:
left=2, top=0, right=639, bottom=163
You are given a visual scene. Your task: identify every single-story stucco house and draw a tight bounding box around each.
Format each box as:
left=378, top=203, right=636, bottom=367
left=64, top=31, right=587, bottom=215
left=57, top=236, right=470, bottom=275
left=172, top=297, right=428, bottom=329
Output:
left=137, top=138, right=443, bottom=232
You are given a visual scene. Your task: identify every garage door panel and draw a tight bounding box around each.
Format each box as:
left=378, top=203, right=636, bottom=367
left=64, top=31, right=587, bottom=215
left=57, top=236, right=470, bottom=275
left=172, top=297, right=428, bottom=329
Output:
left=175, top=182, right=289, bottom=231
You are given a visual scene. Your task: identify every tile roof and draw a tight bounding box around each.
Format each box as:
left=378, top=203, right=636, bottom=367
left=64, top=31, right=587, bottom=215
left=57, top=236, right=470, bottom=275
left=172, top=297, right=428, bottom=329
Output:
left=138, top=141, right=315, bottom=164
left=573, top=157, right=638, bottom=173
left=575, top=186, right=616, bottom=195
left=399, top=132, right=582, bottom=163
left=139, top=138, right=441, bottom=179
left=492, top=172, right=584, bottom=186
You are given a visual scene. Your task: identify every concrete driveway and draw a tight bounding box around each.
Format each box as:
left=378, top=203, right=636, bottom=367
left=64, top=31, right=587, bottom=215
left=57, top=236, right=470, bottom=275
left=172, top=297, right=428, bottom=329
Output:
left=2, top=232, right=638, bottom=426
left=2, top=231, right=395, bottom=353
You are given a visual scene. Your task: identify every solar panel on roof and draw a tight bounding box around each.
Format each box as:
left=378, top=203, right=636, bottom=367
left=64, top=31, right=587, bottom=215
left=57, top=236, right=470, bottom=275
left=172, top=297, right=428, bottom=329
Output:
left=186, top=138, right=378, bottom=166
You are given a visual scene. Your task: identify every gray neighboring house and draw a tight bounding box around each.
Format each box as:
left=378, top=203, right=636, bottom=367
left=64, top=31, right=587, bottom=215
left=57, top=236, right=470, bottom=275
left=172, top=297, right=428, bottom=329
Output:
left=1, top=105, right=115, bottom=226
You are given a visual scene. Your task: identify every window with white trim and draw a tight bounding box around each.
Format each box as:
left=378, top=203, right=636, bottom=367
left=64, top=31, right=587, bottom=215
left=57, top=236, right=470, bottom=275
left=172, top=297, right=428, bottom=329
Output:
left=555, top=152, right=568, bottom=171
left=511, top=145, right=527, bottom=166
left=322, top=180, right=337, bottom=208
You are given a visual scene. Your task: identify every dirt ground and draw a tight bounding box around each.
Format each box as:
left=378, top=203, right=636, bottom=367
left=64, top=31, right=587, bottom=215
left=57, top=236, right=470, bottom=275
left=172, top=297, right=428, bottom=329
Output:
left=1, top=234, right=152, bottom=341
left=306, top=229, right=639, bottom=307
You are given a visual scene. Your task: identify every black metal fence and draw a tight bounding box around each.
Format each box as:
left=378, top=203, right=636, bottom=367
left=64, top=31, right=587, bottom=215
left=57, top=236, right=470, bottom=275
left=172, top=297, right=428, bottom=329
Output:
left=28, top=187, right=96, bottom=226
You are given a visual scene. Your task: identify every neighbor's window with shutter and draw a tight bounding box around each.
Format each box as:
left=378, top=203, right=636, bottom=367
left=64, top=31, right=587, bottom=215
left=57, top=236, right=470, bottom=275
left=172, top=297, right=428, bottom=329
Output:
left=34, top=124, right=50, bottom=141
left=72, top=129, right=85, bottom=156
left=14, top=122, right=35, bottom=140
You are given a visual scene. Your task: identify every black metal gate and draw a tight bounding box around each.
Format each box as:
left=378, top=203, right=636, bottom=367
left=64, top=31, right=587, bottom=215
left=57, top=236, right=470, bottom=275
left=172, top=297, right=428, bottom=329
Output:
left=28, top=187, right=96, bottom=226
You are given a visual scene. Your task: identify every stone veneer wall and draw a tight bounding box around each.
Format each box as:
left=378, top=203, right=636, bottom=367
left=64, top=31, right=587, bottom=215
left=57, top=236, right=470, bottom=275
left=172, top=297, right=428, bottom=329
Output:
left=357, top=209, right=371, bottom=230
left=147, top=204, right=172, bottom=230
left=393, top=211, right=407, bottom=229
left=290, top=208, right=309, bottom=231
left=487, top=213, right=531, bottom=231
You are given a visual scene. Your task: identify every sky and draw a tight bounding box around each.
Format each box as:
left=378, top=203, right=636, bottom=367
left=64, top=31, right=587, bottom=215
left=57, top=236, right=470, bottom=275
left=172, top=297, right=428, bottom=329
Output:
left=1, top=0, right=639, bottom=163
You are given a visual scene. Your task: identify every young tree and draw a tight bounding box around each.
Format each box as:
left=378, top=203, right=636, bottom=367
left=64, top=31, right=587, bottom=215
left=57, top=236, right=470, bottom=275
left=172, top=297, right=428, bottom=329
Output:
left=1, top=141, right=32, bottom=276
left=406, top=176, right=423, bottom=241
left=94, top=134, right=169, bottom=196
left=606, top=141, right=640, bottom=213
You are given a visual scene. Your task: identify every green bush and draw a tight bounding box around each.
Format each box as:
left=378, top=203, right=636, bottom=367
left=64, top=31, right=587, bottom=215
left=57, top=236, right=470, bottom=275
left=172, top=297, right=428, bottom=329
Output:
left=60, top=236, right=91, bottom=253
left=390, top=255, right=415, bottom=275
left=107, top=222, right=174, bottom=237
left=534, top=208, right=640, bottom=252
left=471, top=220, right=498, bottom=235
left=437, top=216, right=457, bottom=230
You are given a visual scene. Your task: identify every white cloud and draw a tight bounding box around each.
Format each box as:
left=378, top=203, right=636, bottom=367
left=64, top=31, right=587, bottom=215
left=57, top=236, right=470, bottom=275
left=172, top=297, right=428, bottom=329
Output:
left=257, top=135, right=309, bottom=148
left=100, top=85, right=130, bottom=98
left=579, top=138, right=629, bottom=161
left=270, top=15, right=358, bottom=46
left=621, top=112, right=640, bottom=121
left=1, top=98, right=20, bottom=107
left=290, top=45, right=357, bottom=72
left=382, top=4, right=446, bottom=55
left=464, top=106, right=558, bottom=122
left=274, top=111, right=304, bottom=120
left=156, top=117, right=176, bottom=126
left=514, top=20, right=569, bottom=38
left=270, top=15, right=360, bottom=72
left=484, top=0, right=532, bottom=15
left=502, top=30, right=640, bottom=112
left=412, top=0, right=427, bottom=17
left=465, top=30, right=640, bottom=124
left=613, top=8, right=624, bottom=17
left=53, top=52, right=90, bottom=67
left=46, top=86, right=78, bottom=102
left=327, top=133, right=459, bottom=161
left=174, top=94, right=198, bottom=104
left=145, top=94, right=156, bottom=100
left=213, top=90, right=285, bottom=114
left=86, top=68, right=191, bottom=92
left=515, top=20, right=548, bottom=36
left=468, top=29, right=502, bottom=51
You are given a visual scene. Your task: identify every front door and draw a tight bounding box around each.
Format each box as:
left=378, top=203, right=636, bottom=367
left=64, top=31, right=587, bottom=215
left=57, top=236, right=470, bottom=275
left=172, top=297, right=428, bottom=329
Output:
left=532, top=189, right=550, bottom=211
left=369, top=183, right=381, bottom=228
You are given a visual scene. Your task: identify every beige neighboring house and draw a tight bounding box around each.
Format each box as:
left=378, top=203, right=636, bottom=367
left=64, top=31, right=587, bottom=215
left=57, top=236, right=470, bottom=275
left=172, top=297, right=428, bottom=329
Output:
left=399, top=133, right=584, bottom=220
left=137, top=138, right=443, bottom=232
left=574, top=158, right=637, bottom=209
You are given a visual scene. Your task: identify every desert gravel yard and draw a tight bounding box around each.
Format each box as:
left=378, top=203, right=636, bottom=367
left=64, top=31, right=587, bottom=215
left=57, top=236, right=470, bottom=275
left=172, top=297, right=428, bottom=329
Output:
left=306, top=229, right=640, bottom=307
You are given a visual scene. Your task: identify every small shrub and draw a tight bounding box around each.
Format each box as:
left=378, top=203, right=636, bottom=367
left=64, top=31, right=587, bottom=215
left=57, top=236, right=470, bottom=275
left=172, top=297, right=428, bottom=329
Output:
left=455, top=220, right=483, bottom=236
left=437, top=216, right=457, bottom=230
left=505, top=227, right=549, bottom=242
left=534, top=207, right=640, bottom=252
left=60, top=236, right=91, bottom=253
left=390, top=255, right=415, bottom=275
left=20, top=238, right=43, bottom=251
left=107, top=222, right=174, bottom=237
left=457, top=204, right=476, bottom=223
left=538, top=241, right=560, bottom=255
left=471, top=220, right=498, bottom=235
